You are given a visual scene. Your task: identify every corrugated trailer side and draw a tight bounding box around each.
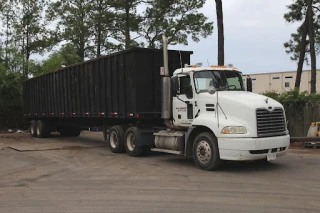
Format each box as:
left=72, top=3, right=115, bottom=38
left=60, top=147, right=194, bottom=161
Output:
left=23, top=48, right=192, bottom=122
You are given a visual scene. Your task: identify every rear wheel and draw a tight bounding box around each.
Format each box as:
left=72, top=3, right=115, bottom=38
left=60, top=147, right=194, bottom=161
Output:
left=107, top=126, right=125, bottom=153
left=36, top=120, right=51, bottom=138
left=124, top=127, right=145, bottom=157
left=193, top=132, right=222, bottom=171
left=30, top=120, right=37, bottom=137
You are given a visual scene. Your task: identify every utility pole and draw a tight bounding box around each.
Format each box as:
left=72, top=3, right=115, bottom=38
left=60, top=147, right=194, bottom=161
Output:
left=215, top=0, right=224, bottom=66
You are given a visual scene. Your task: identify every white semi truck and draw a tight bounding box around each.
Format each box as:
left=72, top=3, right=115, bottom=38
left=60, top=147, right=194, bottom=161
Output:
left=152, top=35, right=290, bottom=170
left=24, top=35, right=290, bottom=170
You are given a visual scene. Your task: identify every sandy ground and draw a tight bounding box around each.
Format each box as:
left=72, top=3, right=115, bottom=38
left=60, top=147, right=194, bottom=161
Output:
left=0, top=132, right=320, bottom=213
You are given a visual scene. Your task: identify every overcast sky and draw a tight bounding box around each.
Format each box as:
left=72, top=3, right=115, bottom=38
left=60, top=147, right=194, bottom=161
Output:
left=175, top=0, right=318, bottom=74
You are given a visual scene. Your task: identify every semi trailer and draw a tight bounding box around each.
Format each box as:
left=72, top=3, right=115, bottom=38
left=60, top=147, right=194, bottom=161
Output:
left=23, top=35, right=290, bottom=170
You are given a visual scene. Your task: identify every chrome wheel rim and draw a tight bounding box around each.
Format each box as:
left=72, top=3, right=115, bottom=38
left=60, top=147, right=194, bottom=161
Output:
left=110, top=131, right=118, bottom=148
left=126, top=133, right=135, bottom=151
left=196, top=141, right=212, bottom=164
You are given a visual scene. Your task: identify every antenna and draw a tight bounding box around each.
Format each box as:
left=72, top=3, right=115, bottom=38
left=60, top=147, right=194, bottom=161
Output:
left=216, top=90, right=227, bottom=128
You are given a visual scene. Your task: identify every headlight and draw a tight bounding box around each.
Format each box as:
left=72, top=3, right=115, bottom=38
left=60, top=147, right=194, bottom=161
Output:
left=221, top=126, right=247, bottom=134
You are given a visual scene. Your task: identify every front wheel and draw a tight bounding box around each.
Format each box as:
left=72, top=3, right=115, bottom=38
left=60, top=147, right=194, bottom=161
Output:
left=193, top=132, right=222, bottom=171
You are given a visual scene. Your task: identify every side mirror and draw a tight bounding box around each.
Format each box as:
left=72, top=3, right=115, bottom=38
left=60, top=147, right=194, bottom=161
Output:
left=171, top=76, right=179, bottom=97
left=208, top=86, right=216, bottom=95
left=185, top=86, right=193, bottom=99
left=247, top=78, right=253, bottom=92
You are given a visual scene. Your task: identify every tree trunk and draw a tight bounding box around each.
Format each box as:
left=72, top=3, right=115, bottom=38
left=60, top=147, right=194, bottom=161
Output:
left=5, top=11, right=9, bottom=70
left=308, top=0, right=317, bottom=93
left=80, top=15, right=85, bottom=61
left=295, top=18, right=309, bottom=90
left=125, top=2, right=131, bottom=49
left=26, top=27, right=30, bottom=79
left=215, top=0, right=224, bottom=66
left=97, top=0, right=102, bottom=57
left=22, top=34, right=25, bottom=79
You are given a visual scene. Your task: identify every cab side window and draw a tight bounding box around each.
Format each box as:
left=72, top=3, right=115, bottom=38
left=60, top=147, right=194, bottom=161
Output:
left=180, top=76, right=191, bottom=95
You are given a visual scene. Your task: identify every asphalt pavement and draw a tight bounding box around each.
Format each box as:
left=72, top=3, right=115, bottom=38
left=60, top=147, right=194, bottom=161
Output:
left=0, top=132, right=319, bottom=213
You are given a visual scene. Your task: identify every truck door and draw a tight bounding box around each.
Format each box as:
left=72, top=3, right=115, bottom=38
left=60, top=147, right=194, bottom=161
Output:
left=173, top=75, right=195, bottom=126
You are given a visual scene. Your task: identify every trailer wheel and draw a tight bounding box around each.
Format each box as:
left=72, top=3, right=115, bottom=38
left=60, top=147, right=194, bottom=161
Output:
left=30, top=120, right=37, bottom=137
left=193, top=132, right=222, bottom=171
left=36, top=120, right=50, bottom=138
left=124, top=127, right=145, bottom=157
left=107, top=126, right=125, bottom=153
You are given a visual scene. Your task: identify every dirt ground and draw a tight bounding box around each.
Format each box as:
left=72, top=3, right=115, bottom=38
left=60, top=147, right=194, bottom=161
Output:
left=1, top=132, right=320, bottom=213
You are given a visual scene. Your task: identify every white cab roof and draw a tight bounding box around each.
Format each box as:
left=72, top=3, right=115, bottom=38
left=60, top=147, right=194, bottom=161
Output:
left=173, top=67, right=240, bottom=75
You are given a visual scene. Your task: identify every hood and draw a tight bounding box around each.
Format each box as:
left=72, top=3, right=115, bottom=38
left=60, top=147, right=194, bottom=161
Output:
left=212, top=91, right=283, bottom=110
left=195, top=91, right=285, bottom=137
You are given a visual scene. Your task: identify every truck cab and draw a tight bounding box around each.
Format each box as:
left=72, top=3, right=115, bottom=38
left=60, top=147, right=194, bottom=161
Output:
left=163, top=64, right=290, bottom=169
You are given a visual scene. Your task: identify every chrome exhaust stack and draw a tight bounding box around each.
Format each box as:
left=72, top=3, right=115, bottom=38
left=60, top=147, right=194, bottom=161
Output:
left=161, top=34, right=175, bottom=129
left=161, top=34, right=171, bottom=120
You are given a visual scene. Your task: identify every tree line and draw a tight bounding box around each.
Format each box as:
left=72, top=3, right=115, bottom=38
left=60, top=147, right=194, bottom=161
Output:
left=0, top=0, right=213, bottom=79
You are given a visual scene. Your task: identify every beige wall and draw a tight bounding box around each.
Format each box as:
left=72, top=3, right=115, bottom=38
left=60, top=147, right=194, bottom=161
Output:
left=245, top=70, right=320, bottom=93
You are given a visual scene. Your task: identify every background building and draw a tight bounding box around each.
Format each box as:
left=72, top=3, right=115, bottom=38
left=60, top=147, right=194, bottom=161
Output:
left=244, top=70, right=320, bottom=94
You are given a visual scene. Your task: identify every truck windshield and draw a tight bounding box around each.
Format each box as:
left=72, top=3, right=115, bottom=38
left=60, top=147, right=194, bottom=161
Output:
left=194, top=70, right=244, bottom=93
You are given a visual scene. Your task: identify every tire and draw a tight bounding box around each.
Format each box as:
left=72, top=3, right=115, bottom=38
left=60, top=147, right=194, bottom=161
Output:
left=193, top=132, right=222, bottom=171
left=107, top=126, right=125, bottom=153
left=36, top=120, right=50, bottom=138
left=124, top=127, right=145, bottom=157
left=30, top=120, right=37, bottom=137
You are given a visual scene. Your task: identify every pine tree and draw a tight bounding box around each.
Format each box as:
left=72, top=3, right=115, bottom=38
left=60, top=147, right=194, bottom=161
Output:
left=114, top=0, right=143, bottom=49
left=46, top=0, right=92, bottom=61
left=12, top=0, right=49, bottom=79
left=284, top=0, right=320, bottom=91
left=139, top=0, right=213, bottom=48
left=89, top=0, right=121, bottom=56
left=0, top=0, right=16, bottom=70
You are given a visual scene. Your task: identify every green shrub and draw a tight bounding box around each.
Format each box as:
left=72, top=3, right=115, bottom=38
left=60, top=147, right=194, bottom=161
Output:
left=262, top=89, right=320, bottom=105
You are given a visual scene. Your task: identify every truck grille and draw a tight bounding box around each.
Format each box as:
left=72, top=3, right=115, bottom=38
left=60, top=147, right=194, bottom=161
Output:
left=256, top=108, right=286, bottom=137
